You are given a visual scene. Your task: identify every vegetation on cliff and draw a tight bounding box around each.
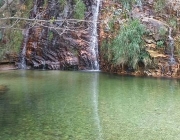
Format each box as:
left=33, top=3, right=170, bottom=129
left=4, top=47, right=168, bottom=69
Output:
left=0, top=0, right=87, bottom=62
left=100, top=0, right=180, bottom=77
left=101, top=19, right=151, bottom=69
left=1, top=0, right=180, bottom=77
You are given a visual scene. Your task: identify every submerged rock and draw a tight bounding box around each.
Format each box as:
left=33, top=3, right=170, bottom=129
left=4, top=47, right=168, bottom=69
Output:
left=0, top=85, right=9, bottom=95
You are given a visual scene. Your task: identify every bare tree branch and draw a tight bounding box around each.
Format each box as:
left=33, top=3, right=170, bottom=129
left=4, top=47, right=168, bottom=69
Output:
left=0, top=0, right=14, bottom=13
left=0, top=16, right=99, bottom=23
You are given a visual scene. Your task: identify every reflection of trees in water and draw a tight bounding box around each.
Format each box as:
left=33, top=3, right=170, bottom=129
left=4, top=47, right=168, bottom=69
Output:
left=0, top=71, right=40, bottom=130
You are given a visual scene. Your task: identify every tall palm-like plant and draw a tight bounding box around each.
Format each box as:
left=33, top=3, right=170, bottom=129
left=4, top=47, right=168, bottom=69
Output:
left=102, top=19, right=151, bottom=69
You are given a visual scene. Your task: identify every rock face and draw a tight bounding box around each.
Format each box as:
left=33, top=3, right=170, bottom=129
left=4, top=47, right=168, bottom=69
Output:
left=20, top=0, right=100, bottom=70
left=136, top=0, right=180, bottom=78
left=19, top=0, right=180, bottom=78
left=142, top=17, right=168, bottom=41
left=99, top=0, right=180, bottom=78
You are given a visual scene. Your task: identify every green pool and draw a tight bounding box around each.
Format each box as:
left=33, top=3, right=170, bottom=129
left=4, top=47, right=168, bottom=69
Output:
left=0, top=70, right=180, bottom=140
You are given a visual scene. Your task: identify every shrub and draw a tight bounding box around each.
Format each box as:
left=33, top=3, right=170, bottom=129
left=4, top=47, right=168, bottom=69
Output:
left=0, top=29, right=23, bottom=60
left=73, top=0, right=85, bottom=19
left=159, top=26, right=167, bottom=37
left=117, top=0, right=136, bottom=10
left=169, top=18, right=177, bottom=30
left=101, top=19, right=151, bottom=69
left=154, top=0, right=166, bottom=13
left=175, top=36, right=180, bottom=57
left=157, top=40, right=164, bottom=48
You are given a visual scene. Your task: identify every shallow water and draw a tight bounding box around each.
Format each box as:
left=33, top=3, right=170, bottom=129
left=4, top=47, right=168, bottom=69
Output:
left=0, top=70, right=180, bottom=140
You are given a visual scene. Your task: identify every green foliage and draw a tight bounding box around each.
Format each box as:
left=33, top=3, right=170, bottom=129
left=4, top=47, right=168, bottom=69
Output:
left=48, top=31, right=54, bottom=41
left=169, top=18, right=177, bottom=29
left=10, top=30, right=23, bottom=52
left=156, top=40, right=164, bottom=48
left=107, top=17, right=120, bottom=32
left=0, top=0, right=33, bottom=60
left=159, top=26, right=167, bottom=37
left=23, top=1, right=34, bottom=17
left=101, top=19, right=151, bottom=69
left=113, top=19, right=145, bottom=68
left=0, top=0, right=4, bottom=7
left=139, top=50, right=151, bottom=68
left=116, top=0, right=144, bottom=11
left=117, top=0, right=136, bottom=10
left=108, top=19, right=115, bottom=31
left=154, top=0, right=166, bottom=13
left=175, top=36, right=180, bottom=57
left=73, top=0, right=85, bottom=19
left=59, top=0, right=66, bottom=4
left=101, top=40, right=113, bottom=63
left=0, top=31, right=2, bottom=40
left=59, top=0, right=66, bottom=8
left=59, top=0, right=85, bottom=19
left=0, top=29, right=23, bottom=60
left=158, top=26, right=167, bottom=41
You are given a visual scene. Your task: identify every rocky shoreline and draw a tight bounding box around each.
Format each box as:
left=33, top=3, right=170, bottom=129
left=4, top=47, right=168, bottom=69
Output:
left=0, top=62, right=17, bottom=71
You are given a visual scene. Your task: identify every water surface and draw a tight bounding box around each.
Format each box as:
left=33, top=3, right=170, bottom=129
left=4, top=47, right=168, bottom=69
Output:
left=0, top=70, right=180, bottom=140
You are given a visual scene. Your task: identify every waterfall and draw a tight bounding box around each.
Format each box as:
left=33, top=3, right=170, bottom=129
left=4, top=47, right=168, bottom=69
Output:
left=168, top=27, right=176, bottom=65
left=19, top=28, right=29, bottom=69
left=168, top=28, right=174, bottom=57
left=42, top=61, right=46, bottom=70
left=136, top=0, right=143, bottom=10
left=90, top=0, right=101, bottom=70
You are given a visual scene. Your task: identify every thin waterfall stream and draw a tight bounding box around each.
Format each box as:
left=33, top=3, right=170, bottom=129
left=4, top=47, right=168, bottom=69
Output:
left=136, top=0, right=143, bottom=10
left=168, top=27, right=176, bottom=65
left=90, top=0, right=101, bottom=70
left=19, top=28, right=29, bottom=69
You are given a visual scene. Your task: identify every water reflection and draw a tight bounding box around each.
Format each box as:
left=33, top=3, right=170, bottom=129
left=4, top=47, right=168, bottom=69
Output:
left=90, top=73, right=103, bottom=140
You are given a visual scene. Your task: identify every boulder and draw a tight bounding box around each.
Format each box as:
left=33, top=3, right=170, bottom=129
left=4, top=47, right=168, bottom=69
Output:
left=142, top=17, right=168, bottom=41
